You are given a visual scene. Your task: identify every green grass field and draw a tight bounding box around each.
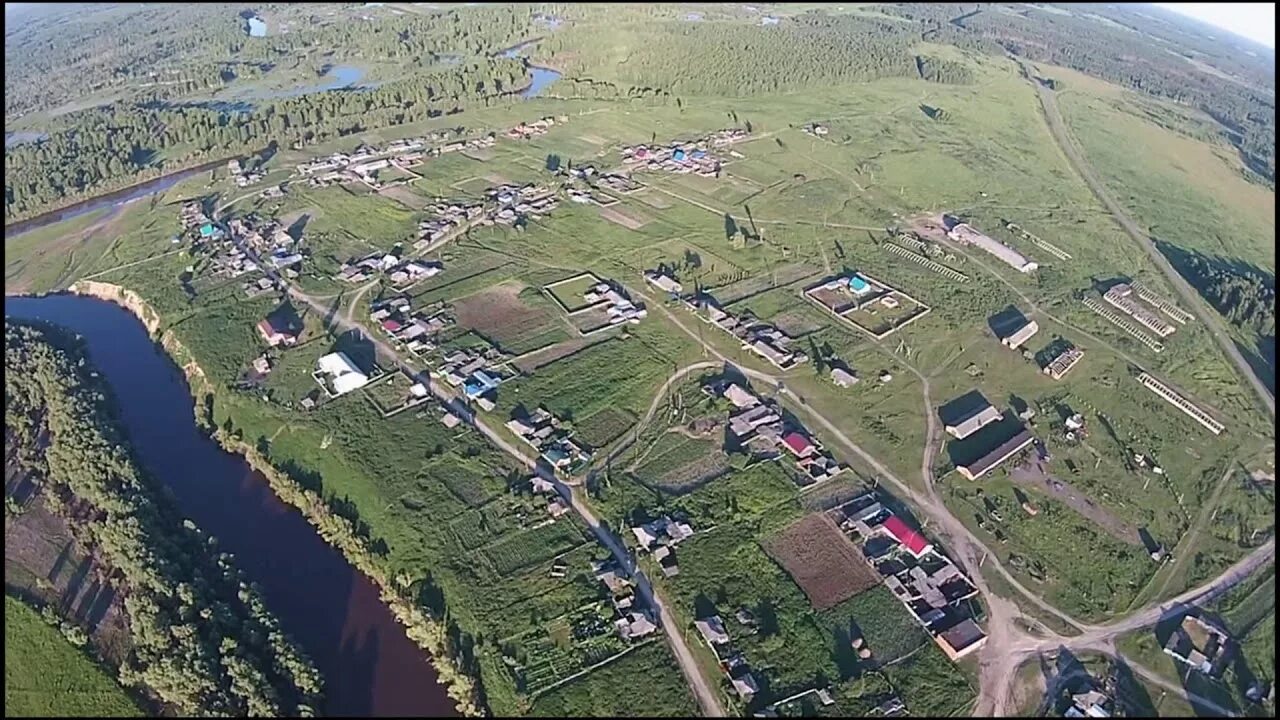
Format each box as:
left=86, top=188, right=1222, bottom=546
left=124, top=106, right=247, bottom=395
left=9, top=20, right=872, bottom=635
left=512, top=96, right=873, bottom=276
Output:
left=4, top=597, right=142, bottom=717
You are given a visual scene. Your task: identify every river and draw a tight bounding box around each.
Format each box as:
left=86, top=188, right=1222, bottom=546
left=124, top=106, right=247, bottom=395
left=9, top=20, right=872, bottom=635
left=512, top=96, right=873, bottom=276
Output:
left=4, top=158, right=228, bottom=242
left=4, top=294, right=458, bottom=718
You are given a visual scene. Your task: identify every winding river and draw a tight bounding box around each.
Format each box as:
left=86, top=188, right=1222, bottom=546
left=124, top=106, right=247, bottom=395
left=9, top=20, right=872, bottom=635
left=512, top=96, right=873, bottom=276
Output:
left=4, top=294, right=458, bottom=717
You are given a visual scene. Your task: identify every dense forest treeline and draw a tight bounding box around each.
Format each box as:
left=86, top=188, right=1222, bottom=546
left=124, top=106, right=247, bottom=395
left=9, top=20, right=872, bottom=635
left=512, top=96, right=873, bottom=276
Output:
left=4, top=321, right=324, bottom=716
left=880, top=3, right=1276, bottom=182
left=542, top=14, right=922, bottom=96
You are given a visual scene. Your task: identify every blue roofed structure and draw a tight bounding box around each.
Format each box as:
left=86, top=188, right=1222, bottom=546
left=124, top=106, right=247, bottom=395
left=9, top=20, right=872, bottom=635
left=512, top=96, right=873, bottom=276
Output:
left=463, top=369, right=501, bottom=398
left=200, top=223, right=216, bottom=238
left=672, top=148, right=687, bottom=162
left=848, top=274, right=871, bottom=294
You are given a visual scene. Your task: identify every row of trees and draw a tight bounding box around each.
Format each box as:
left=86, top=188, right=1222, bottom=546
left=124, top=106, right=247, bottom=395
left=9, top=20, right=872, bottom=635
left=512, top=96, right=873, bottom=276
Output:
left=4, top=322, right=324, bottom=716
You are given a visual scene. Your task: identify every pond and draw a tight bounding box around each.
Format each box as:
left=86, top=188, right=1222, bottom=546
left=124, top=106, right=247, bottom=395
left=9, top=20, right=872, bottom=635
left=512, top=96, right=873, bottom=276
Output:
left=247, top=16, right=267, bottom=37
left=4, top=295, right=459, bottom=717
left=498, top=40, right=562, bottom=99
left=4, top=131, right=48, bottom=149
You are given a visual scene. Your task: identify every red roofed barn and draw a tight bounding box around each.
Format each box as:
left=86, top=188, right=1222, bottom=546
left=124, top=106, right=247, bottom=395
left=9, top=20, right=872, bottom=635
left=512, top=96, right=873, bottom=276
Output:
left=781, top=432, right=815, bottom=458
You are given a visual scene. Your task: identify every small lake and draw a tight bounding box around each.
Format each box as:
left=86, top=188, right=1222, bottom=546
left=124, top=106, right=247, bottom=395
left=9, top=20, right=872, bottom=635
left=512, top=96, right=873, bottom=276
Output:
left=4, top=294, right=459, bottom=717
left=498, top=41, right=562, bottom=99
left=247, top=65, right=368, bottom=102
left=247, top=16, right=267, bottom=37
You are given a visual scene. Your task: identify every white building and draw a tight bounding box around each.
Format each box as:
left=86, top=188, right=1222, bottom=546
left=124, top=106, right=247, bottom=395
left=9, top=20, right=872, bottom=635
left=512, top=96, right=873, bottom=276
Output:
left=316, top=352, right=370, bottom=396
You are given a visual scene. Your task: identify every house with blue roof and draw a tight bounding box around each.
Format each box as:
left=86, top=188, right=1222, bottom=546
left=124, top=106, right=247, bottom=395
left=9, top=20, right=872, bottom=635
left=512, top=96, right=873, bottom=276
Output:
left=672, top=148, right=687, bottom=162
left=848, top=274, right=872, bottom=295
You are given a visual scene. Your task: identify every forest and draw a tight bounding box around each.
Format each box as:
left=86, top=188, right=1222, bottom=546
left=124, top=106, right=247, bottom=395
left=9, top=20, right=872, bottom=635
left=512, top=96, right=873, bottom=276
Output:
left=4, top=321, right=324, bottom=716
left=4, top=3, right=539, bottom=222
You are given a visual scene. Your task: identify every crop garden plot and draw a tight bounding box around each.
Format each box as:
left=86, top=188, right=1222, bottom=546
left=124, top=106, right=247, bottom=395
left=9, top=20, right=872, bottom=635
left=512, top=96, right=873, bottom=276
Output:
left=598, top=205, right=649, bottom=230
left=804, top=274, right=931, bottom=340
left=569, top=305, right=618, bottom=335
left=544, top=272, right=605, bottom=313
left=631, top=434, right=730, bottom=493
left=452, top=282, right=570, bottom=355
left=763, top=513, right=881, bottom=610
left=477, top=520, right=589, bottom=577
left=573, top=406, right=637, bottom=449
left=633, top=190, right=673, bottom=209
left=710, top=263, right=817, bottom=305
left=361, top=371, right=429, bottom=417
left=505, top=601, right=630, bottom=697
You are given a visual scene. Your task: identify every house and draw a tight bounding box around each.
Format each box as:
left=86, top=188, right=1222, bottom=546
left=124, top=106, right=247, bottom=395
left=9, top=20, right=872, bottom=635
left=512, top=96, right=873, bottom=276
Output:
left=935, top=618, right=987, bottom=660
left=251, top=355, right=272, bottom=375
left=848, top=274, right=873, bottom=296
left=724, top=383, right=760, bottom=409
left=830, top=367, right=859, bottom=388
left=615, top=611, right=658, bottom=640
left=781, top=432, right=816, bottom=458
left=547, top=497, right=570, bottom=518
left=730, top=669, right=760, bottom=699
left=531, top=476, right=556, bottom=494
left=440, top=412, right=461, bottom=428
left=1065, top=690, right=1112, bottom=718
left=878, top=515, right=934, bottom=558
left=257, top=317, right=299, bottom=347
left=315, top=352, right=370, bottom=396
left=631, top=516, right=695, bottom=551
left=695, top=615, right=731, bottom=645
left=944, top=401, right=1002, bottom=439
left=1163, top=615, right=1231, bottom=677
left=1000, top=320, right=1040, bottom=349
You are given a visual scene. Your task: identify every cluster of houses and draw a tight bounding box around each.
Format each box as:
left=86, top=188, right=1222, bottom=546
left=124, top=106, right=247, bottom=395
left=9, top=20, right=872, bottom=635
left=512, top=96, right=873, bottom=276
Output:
left=685, top=293, right=807, bottom=370
left=505, top=115, right=560, bottom=140
left=223, top=215, right=305, bottom=283
left=506, top=407, right=593, bottom=473
left=581, top=280, right=648, bottom=325
left=179, top=200, right=211, bottom=232
left=295, top=131, right=496, bottom=186
left=710, top=380, right=846, bottom=485
left=693, top=611, right=766, bottom=701
left=621, top=141, right=723, bottom=177
left=481, top=182, right=560, bottom=226
left=629, top=515, right=695, bottom=578
left=592, top=559, right=659, bottom=641
left=620, top=128, right=747, bottom=176
left=369, top=296, right=454, bottom=355
left=338, top=251, right=443, bottom=287
left=228, top=158, right=266, bottom=187
left=832, top=492, right=987, bottom=662
left=433, top=345, right=508, bottom=410
left=416, top=199, right=485, bottom=250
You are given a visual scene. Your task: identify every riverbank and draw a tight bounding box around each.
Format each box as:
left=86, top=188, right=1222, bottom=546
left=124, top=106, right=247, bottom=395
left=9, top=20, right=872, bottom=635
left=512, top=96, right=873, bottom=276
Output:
left=4, top=153, right=248, bottom=239
left=55, top=281, right=484, bottom=716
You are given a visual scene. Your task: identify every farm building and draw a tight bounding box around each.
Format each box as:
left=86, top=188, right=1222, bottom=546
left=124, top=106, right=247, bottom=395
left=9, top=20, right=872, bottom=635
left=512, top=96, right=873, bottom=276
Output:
left=1137, top=372, right=1225, bottom=435
left=724, top=383, right=760, bottom=409
left=1163, top=615, right=1231, bottom=677
left=1001, top=319, right=1039, bottom=349
left=1044, top=347, right=1085, bottom=380
left=256, top=317, right=298, bottom=347
left=935, top=618, right=988, bottom=660
left=831, top=367, right=859, bottom=387
left=781, top=432, right=816, bottom=458
left=956, top=428, right=1034, bottom=480
left=315, top=352, right=370, bottom=396
left=1104, top=284, right=1176, bottom=337
left=946, top=221, right=1037, bottom=273
left=945, top=401, right=1001, bottom=439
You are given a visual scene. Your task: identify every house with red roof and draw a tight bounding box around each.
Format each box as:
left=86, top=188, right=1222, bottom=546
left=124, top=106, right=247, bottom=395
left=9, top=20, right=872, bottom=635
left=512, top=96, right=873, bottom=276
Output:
left=382, top=318, right=403, bottom=333
left=781, top=432, right=815, bottom=458
left=257, top=318, right=298, bottom=347
left=879, top=515, right=933, bottom=558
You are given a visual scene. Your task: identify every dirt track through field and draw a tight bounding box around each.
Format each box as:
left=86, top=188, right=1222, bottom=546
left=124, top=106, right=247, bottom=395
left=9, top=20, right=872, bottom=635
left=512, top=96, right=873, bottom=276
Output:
left=1009, top=463, right=1142, bottom=546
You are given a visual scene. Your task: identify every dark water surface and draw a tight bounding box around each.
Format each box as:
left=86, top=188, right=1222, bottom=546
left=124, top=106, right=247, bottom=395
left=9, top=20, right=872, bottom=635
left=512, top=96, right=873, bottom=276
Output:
left=4, top=294, right=458, bottom=717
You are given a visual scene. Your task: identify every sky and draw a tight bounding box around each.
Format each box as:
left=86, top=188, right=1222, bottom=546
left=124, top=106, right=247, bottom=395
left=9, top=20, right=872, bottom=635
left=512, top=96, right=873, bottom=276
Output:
left=1155, top=3, right=1276, bottom=49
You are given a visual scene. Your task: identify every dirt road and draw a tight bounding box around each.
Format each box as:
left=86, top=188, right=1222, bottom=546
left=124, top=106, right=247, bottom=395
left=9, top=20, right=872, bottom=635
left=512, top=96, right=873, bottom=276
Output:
left=1028, top=62, right=1275, bottom=418
left=222, top=226, right=728, bottom=717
